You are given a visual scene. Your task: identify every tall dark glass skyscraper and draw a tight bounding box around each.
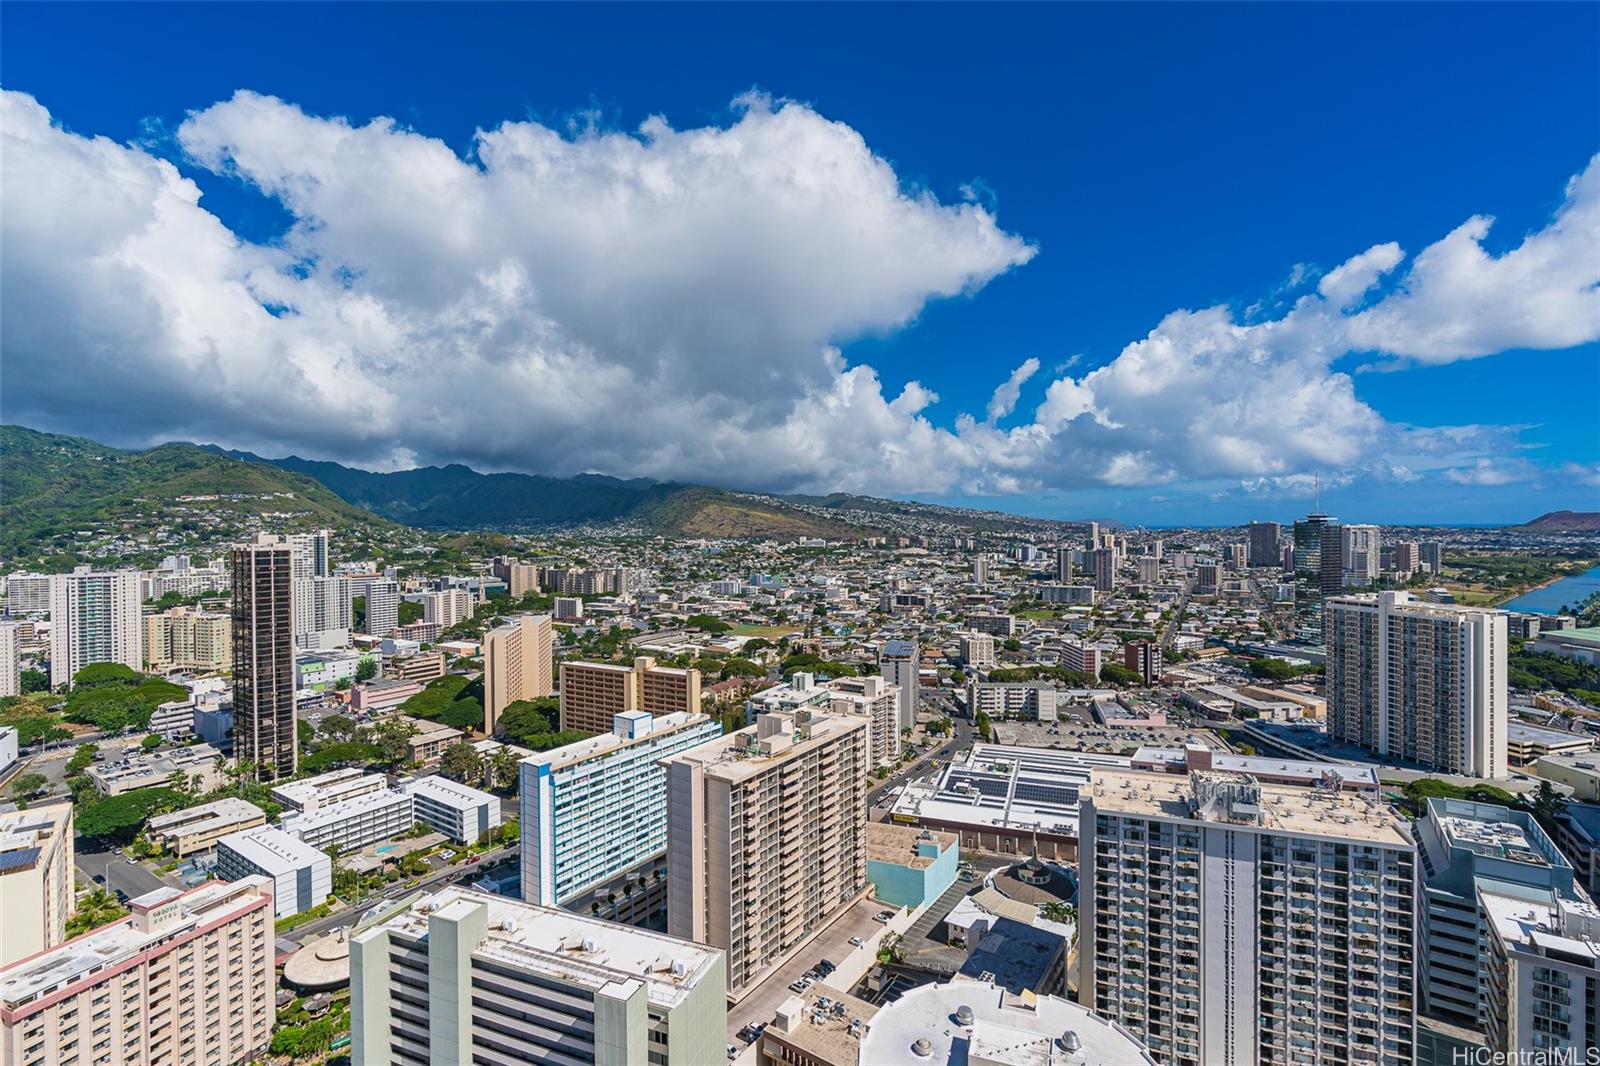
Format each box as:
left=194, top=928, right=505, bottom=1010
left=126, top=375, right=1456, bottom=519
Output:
left=1292, top=513, right=1343, bottom=641
left=232, top=533, right=296, bottom=781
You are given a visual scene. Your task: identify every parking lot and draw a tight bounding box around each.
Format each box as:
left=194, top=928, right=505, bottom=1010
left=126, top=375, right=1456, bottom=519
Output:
left=725, top=896, right=890, bottom=1049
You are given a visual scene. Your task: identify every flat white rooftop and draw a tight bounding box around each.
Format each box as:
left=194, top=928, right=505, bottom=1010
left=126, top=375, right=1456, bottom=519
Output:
left=368, top=886, right=720, bottom=1008
left=271, top=767, right=386, bottom=810
left=403, top=774, right=496, bottom=811
left=520, top=710, right=713, bottom=772
left=1089, top=769, right=1413, bottom=846
left=891, top=745, right=1130, bottom=839
left=146, top=797, right=265, bottom=834
left=217, top=825, right=331, bottom=873
left=279, top=786, right=412, bottom=837
left=858, top=979, right=1154, bottom=1065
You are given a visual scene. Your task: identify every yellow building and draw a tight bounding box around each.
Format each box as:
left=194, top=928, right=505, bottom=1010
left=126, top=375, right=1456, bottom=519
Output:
left=143, top=606, right=230, bottom=673
left=482, top=614, right=553, bottom=735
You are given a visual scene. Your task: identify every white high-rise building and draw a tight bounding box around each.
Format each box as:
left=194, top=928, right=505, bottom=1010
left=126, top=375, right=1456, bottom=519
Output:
left=47, top=567, right=142, bottom=688
left=973, top=555, right=990, bottom=584
left=520, top=710, right=724, bottom=907
left=288, top=529, right=332, bottom=580
left=294, top=574, right=353, bottom=649
left=827, top=674, right=902, bottom=769
left=0, top=620, right=19, bottom=697
left=1341, top=524, right=1381, bottom=585
left=350, top=886, right=726, bottom=1066
left=1137, top=555, right=1160, bottom=584
left=880, top=640, right=920, bottom=730
left=2, top=572, right=53, bottom=617
left=1080, top=767, right=1419, bottom=1066
left=1482, top=889, right=1600, bottom=1055
left=1327, top=591, right=1508, bottom=779
left=419, top=588, right=473, bottom=628
left=360, top=579, right=401, bottom=639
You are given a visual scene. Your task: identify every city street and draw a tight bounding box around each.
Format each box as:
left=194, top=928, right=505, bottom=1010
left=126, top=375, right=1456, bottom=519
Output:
left=284, top=843, right=520, bottom=943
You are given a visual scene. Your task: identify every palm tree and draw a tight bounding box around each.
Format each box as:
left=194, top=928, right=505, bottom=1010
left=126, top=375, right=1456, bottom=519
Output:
left=1528, top=780, right=1570, bottom=828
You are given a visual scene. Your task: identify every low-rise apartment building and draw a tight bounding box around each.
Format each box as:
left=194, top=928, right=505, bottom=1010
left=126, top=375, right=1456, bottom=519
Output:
left=214, top=827, right=332, bottom=920
left=271, top=767, right=391, bottom=812
left=401, top=776, right=500, bottom=844
left=278, top=787, right=415, bottom=853
left=145, top=799, right=267, bottom=858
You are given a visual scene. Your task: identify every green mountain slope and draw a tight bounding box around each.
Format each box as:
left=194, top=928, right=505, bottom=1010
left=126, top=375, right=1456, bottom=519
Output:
left=2, top=426, right=876, bottom=549
left=217, top=446, right=874, bottom=538
left=0, top=425, right=401, bottom=563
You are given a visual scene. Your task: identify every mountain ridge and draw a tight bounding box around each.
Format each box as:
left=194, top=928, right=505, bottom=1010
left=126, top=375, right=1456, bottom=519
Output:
left=1517, top=511, right=1600, bottom=533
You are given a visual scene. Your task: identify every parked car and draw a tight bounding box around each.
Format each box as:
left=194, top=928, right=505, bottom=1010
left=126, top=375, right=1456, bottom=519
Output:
left=727, top=1044, right=739, bottom=1060
left=849, top=936, right=865, bottom=947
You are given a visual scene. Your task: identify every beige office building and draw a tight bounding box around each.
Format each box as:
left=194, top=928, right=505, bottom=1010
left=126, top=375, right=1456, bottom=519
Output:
left=143, top=606, right=230, bottom=673
left=560, top=656, right=702, bottom=735
left=0, top=878, right=275, bottom=1066
left=482, top=613, right=553, bottom=735
left=490, top=558, right=540, bottom=598
left=0, top=802, right=75, bottom=969
left=664, top=709, right=870, bottom=996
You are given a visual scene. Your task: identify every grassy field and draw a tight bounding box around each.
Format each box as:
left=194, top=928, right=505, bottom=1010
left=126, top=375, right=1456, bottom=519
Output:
left=732, top=624, right=802, bottom=639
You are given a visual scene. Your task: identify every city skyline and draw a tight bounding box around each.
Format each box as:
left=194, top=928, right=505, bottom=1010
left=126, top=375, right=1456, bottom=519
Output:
left=2, top=4, right=1596, bottom=527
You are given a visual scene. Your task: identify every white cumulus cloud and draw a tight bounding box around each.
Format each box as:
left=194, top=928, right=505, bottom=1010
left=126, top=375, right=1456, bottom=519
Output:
left=1, top=87, right=1596, bottom=500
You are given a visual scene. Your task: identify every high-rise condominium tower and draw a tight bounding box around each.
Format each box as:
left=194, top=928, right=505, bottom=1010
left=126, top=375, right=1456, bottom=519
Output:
left=1326, top=591, right=1508, bottom=778
left=47, top=567, right=142, bottom=688
left=663, top=710, right=869, bottom=995
left=233, top=533, right=297, bottom=781
left=879, top=639, right=920, bottom=729
left=1246, top=521, right=1282, bottom=568
left=1091, top=547, right=1117, bottom=592
left=482, top=613, right=553, bottom=734
left=1080, top=768, right=1418, bottom=1066
left=1341, top=524, right=1381, bottom=585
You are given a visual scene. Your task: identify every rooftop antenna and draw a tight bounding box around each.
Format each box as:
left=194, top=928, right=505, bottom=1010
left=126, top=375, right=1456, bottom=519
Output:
left=1314, top=472, right=1321, bottom=514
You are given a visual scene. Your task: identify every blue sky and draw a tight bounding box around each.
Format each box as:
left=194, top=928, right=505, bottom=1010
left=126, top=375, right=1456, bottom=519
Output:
left=2, top=2, right=1597, bottom=526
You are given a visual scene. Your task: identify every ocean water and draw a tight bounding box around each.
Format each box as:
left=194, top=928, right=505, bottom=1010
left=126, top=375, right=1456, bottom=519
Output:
left=1501, top=564, right=1600, bottom=615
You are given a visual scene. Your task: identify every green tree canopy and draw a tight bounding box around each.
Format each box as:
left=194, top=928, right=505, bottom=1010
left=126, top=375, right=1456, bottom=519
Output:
left=439, top=742, right=483, bottom=785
